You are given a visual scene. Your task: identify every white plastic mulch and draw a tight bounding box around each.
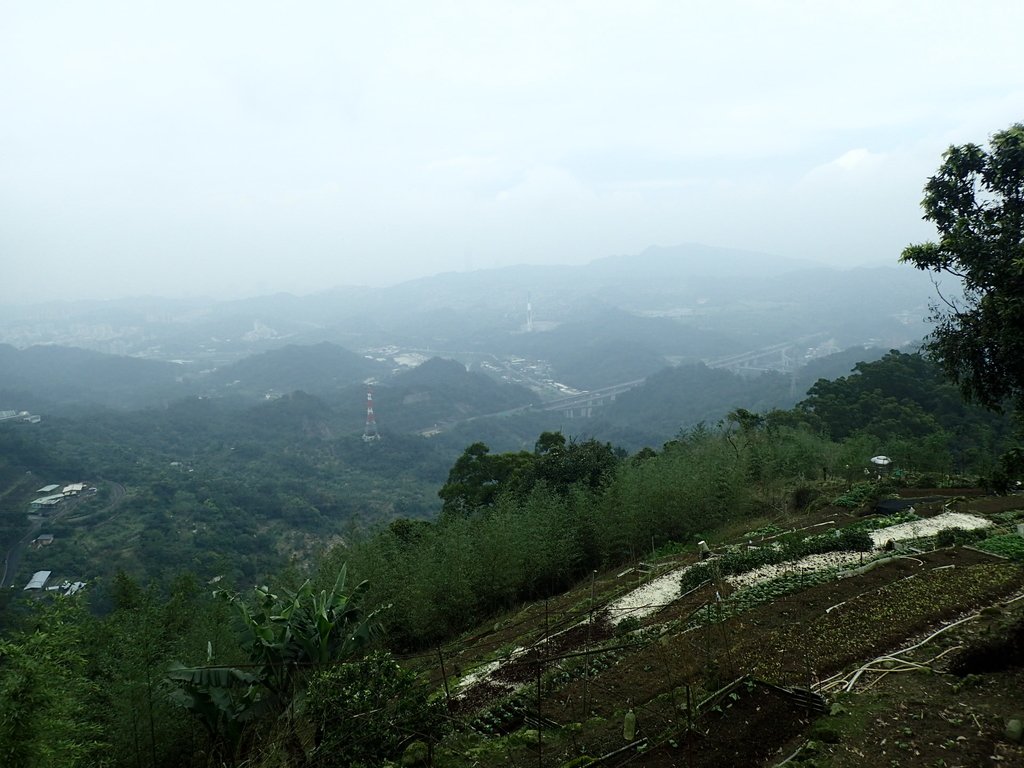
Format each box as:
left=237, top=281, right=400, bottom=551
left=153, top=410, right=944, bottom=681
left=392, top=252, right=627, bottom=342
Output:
left=607, top=564, right=697, bottom=626
left=867, top=511, right=991, bottom=547
left=726, top=551, right=870, bottom=590
left=726, top=511, right=993, bottom=591
left=453, top=511, right=997, bottom=691
left=454, top=660, right=501, bottom=694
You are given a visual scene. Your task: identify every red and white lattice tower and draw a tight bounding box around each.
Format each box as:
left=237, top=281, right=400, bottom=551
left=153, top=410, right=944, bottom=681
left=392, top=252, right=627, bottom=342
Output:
left=362, top=387, right=381, bottom=442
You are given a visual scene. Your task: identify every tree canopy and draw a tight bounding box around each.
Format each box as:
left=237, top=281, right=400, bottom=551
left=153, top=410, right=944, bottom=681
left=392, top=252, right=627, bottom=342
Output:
left=901, top=122, right=1024, bottom=413
left=436, top=432, right=620, bottom=517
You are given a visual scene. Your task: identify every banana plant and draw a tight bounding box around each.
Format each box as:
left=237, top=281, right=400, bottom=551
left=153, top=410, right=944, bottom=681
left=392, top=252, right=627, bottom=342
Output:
left=166, top=663, right=264, bottom=765
left=167, top=564, right=385, bottom=762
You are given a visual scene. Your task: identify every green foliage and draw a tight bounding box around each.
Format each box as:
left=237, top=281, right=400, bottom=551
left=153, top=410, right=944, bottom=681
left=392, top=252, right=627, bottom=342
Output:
left=437, top=433, right=620, bottom=518
left=901, top=122, right=1024, bottom=413
left=342, top=426, right=754, bottom=646
left=832, top=481, right=889, bottom=508
left=438, top=442, right=535, bottom=516
left=800, top=351, right=1014, bottom=473
left=990, top=446, right=1024, bottom=494
left=532, top=432, right=621, bottom=495
left=975, top=534, right=1024, bottom=562
left=801, top=564, right=1022, bottom=671
left=935, top=527, right=989, bottom=547
left=6, top=393, right=453, bottom=589
left=230, top=567, right=380, bottom=681
left=165, top=663, right=264, bottom=763
left=830, top=528, right=875, bottom=551
left=8, top=328, right=1010, bottom=598
left=343, top=422, right=900, bottom=648
left=94, top=572, right=239, bottom=768
left=303, top=651, right=446, bottom=768
left=0, top=597, right=107, bottom=768
left=843, top=510, right=920, bottom=533
left=167, top=565, right=383, bottom=763
left=690, top=570, right=835, bottom=627
left=790, top=485, right=820, bottom=511
left=346, top=484, right=589, bottom=647
left=993, top=509, right=1024, bottom=523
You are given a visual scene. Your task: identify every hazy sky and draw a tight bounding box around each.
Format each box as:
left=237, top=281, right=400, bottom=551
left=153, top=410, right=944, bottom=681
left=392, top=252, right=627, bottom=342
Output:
left=2, top=1, right=1023, bottom=302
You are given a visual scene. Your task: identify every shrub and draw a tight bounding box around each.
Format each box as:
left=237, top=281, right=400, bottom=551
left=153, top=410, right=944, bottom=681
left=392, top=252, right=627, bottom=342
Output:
left=844, top=510, right=919, bottom=532
left=834, top=528, right=874, bottom=551
left=303, top=651, right=446, bottom=768
left=615, top=616, right=642, bottom=635
left=832, top=482, right=888, bottom=508
left=936, top=527, right=989, bottom=547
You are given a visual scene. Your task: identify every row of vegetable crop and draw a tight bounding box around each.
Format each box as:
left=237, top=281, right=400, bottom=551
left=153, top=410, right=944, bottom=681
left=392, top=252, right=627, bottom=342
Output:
left=679, top=528, right=873, bottom=592
left=975, top=534, right=1024, bottom=561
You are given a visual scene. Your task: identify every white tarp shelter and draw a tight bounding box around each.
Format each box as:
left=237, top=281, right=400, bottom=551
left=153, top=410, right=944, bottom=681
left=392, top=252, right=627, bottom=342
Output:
left=25, top=570, right=51, bottom=590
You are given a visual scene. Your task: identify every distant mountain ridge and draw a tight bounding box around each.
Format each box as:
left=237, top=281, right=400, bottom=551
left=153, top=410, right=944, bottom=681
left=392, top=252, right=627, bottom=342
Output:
left=0, top=244, right=943, bottom=404
left=371, top=357, right=537, bottom=433
left=0, top=343, right=187, bottom=410
left=202, top=342, right=389, bottom=396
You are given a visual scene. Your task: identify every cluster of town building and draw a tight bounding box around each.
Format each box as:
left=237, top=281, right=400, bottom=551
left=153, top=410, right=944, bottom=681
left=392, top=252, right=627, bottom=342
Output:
left=0, top=408, right=41, bottom=423
left=30, top=482, right=91, bottom=511
left=22, top=481, right=91, bottom=593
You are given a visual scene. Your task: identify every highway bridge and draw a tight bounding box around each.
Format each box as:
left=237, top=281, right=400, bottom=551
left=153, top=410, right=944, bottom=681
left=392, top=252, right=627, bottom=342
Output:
left=417, top=335, right=829, bottom=433
left=703, top=333, right=828, bottom=374
left=537, top=379, right=647, bottom=419
left=535, top=335, right=829, bottom=419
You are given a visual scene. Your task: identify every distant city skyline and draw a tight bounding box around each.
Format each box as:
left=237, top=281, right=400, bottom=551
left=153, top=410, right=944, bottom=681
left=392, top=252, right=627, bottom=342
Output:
left=2, top=1, right=1023, bottom=303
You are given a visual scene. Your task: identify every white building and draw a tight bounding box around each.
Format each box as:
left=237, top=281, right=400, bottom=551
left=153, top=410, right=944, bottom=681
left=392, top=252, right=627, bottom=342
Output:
left=31, top=494, right=64, bottom=508
left=25, top=570, right=51, bottom=590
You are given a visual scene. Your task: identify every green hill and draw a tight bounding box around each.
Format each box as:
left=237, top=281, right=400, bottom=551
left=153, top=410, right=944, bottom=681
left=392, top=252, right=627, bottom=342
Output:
left=201, top=341, right=389, bottom=397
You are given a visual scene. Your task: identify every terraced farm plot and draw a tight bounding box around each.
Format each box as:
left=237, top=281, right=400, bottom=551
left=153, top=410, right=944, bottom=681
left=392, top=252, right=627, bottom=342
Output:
left=429, top=494, right=1024, bottom=768
left=464, top=547, right=1023, bottom=767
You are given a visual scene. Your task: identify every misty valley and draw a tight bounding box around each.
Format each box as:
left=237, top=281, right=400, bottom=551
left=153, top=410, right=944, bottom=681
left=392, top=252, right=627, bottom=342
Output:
left=4, top=237, right=1024, bottom=767
left=5, top=1, right=1024, bottom=763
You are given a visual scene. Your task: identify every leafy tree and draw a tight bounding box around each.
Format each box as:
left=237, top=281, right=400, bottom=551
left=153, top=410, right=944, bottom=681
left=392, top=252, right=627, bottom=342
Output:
left=302, top=651, right=446, bottom=768
left=533, top=433, right=621, bottom=494
left=534, top=430, right=567, bottom=455
left=93, top=572, right=239, bottom=768
left=167, top=565, right=383, bottom=764
left=437, top=442, right=534, bottom=516
left=901, top=122, right=1024, bottom=412
left=0, top=597, right=107, bottom=768
left=798, top=350, right=1013, bottom=473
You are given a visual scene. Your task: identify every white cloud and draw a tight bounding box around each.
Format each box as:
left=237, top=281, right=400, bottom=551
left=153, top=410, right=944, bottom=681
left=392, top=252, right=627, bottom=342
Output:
left=832, top=149, right=881, bottom=173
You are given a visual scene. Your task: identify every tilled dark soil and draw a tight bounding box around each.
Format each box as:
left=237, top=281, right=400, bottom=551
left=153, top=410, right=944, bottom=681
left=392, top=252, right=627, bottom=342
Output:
left=627, top=685, right=812, bottom=768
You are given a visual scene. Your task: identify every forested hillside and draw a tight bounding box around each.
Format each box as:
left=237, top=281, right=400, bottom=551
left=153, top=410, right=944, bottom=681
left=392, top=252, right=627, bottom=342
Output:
left=1, top=351, right=1014, bottom=597
left=799, top=351, right=1014, bottom=474
left=200, top=342, right=390, bottom=397
left=2, top=342, right=1022, bottom=767
left=0, top=343, right=190, bottom=410
left=0, top=393, right=451, bottom=595
left=4, top=403, right=1023, bottom=766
